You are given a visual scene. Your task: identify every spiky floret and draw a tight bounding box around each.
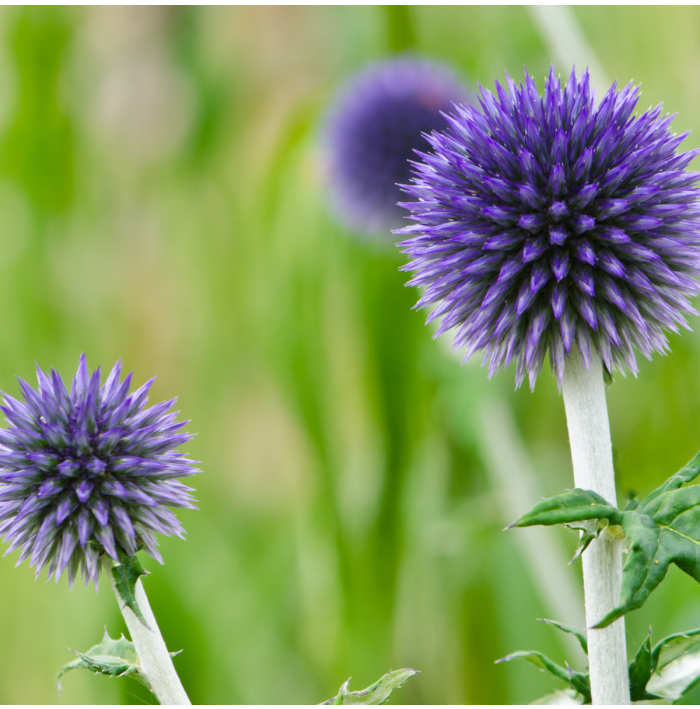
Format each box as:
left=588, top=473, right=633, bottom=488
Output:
left=325, top=56, right=469, bottom=236
left=0, top=355, right=197, bottom=586
left=399, top=67, right=700, bottom=388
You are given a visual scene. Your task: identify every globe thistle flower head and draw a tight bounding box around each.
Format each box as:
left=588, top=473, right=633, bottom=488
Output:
left=0, top=355, right=197, bottom=587
left=325, top=56, right=469, bottom=236
left=398, top=66, right=700, bottom=388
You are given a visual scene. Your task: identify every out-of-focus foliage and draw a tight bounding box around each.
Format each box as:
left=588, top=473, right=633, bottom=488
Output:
left=0, top=6, right=699, bottom=704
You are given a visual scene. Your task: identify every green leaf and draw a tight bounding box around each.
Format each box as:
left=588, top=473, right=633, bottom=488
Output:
left=596, top=472, right=700, bottom=628
left=496, top=651, right=590, bottom=704
left=503, top=622, right=700, bottom=705
left=530, top=688, right=583, bottom=705
left=537, top=618, right=588, bottom=655
left=56, top=630, right=149, bottom=694
left=322, top=669, right=418, bottom=705
left=623, top=494, right=639, bottom=512
left=509, top=489, right=622, bottom=529
left=628, top=630, right=661, bottom=702
left=111, top=552, right=147, bottom=626
left=640, top=451, right=700, bottom=505
left=651, top=626, right=700, bottom=670
left=639, top=627, right=700, bottom=702
left=496, top=650, right=569, bottom=682
left=568, top=522, right=601, bottom=564
left=510, top=453, right=700, bottom=628
left=647, top=649, right=700, bottom=702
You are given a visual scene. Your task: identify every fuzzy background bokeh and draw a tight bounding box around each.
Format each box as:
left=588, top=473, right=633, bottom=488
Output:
left=1, top=6, right=700, bottom=704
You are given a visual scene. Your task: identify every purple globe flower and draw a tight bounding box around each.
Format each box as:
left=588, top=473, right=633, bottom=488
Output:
left=0, top=355, right=197, bottom=586
left=325, top=56, right=469, bottom=236
left=399, top=67, right=700, bottom=387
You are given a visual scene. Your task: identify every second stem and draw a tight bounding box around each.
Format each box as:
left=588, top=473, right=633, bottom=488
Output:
left=561, top=350, right=629, bottom=705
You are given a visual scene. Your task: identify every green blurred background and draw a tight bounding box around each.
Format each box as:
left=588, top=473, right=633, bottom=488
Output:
left=1, top=5, right=700, bottom=704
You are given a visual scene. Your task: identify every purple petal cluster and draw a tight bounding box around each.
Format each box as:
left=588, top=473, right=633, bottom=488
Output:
left=325, top=56, right=469, bottom=236
left=0, top=355, right=197, bottom=586
left=399, top=67, right=700, bottom=387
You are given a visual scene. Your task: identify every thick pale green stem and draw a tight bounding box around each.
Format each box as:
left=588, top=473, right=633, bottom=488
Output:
left=562, top=350, right=629, bottom=705
left=111, top=575, right=191, bottom=705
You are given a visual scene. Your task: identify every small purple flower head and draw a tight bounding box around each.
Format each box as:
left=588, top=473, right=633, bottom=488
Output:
left=399, top=67, right=700, bottom=387
left=325, top=56, right=469, bottom=236
left=0, top=355, right=197, bottom=586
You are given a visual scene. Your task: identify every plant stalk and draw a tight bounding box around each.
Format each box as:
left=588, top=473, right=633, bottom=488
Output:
left=111, top=574, right=191, bottom=705
left=561, top=349, right=629, bottom=705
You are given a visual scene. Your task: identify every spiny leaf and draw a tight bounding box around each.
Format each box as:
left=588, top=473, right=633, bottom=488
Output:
left=508, top=489, right=622, bottom=529
left=640, top=451, right=700, bottom=505
left=641, top=627, right=700, bottom=702
left=530, top=688, right=583, bottom=705
left=496, top=650, right=569, bottom=682
left=537, top=618, right=588, bottom=655
left=510, top=453, right=700, bottom=628
left=628, top=630, right=661, bottom=702
left=56, top=629, right=149, bottom=695
left=596, top=475, right=700, bottom=628
left=504, top=623, right=700, bottom=705
left=568, top=522, right=601, bottom=564
left=496, top=651, right=590, bottom=704
left=623, top=495, right=639, bottom=512
left=651, top=626, right=700, bottom=671
left=111, top=552, right=147, bottom=626
left=322, top=669, right=418, bottom=705
left=646, top=649, right=700, bottom=701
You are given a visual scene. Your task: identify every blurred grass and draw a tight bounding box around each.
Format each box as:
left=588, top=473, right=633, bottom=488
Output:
left=0, top=5, right=699, bottom=704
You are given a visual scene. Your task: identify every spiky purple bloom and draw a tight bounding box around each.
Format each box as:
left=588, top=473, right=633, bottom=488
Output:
left=325, top=56, right=469, bottom=235
left=399, top=67, right=700, bottom=388
left=0, top=355, right=197, bottom=586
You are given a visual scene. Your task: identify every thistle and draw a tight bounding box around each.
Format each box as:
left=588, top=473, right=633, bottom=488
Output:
left=399, top=66, right=700, bottom=388
left=0, top=354, right=195, bottom=704
left=0, top=354, right=197, bottom=587
left=325, top=56, right=469, bottom=236
left=398, top=67, right=700, bottom=705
